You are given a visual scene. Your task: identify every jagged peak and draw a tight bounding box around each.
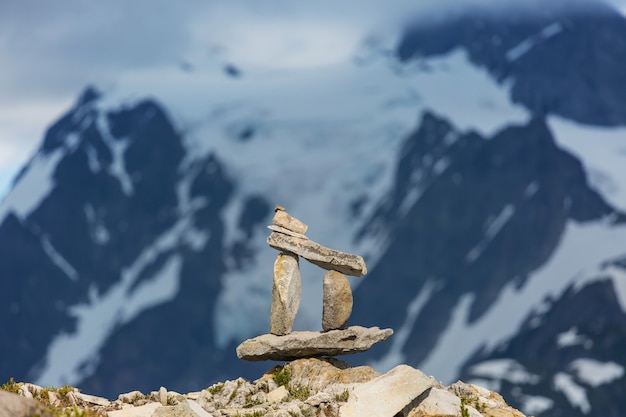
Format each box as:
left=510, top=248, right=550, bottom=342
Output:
left=77, top=85, right=102, bottom=107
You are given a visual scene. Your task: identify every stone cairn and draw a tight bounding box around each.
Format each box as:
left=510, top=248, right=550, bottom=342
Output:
left=236, top=205, right=393, bottom=361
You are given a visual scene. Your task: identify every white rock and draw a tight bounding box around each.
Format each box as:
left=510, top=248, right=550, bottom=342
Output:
left=118, top=391, right=145, bottom=404
left=18, top=386, right=33, bottom=399
left=266, top=385, right=289, bottom=403
left=305, top=392, right=334, bottom=406
left=159, top=386, right=168, bottom=406
left=185, top=391, right=203, bottom=400
left=339, top=365, right=438, bottom=417
left=107, top=402, right=161, bottom=417
left=406, top=387, right=461, bottom=417
left=73, top=391, right=111, bottom=406
left=186, top=400, right=215, bottom=417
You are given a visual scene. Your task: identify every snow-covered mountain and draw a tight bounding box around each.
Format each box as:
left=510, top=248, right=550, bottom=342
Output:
left=2, top=2, right=626, bottom=416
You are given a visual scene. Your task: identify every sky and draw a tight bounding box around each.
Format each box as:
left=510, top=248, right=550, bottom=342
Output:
left=1, top=0, right=626, bottom=200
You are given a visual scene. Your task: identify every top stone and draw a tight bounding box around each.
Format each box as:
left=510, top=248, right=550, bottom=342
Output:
left=273, top=206, right=308, bottom=235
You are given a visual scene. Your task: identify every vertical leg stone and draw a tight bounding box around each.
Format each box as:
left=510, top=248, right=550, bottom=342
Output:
left=270, top=252, right=302, bottom=335
left=322, top=270, right=353, bottom=331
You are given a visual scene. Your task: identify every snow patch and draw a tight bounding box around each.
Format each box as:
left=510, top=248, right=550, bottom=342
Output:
left=605, top=265, right=626, bottom=313
left=541, top=22, right=563, bottom=38
left=466, top=204, right=515, bottom=263
left=554, top=372, right=590, bottom=414
left=0, top=149, right=64, bottom=223
left=120, top=255, right=182, bottom=323
left=569, top=358, right=624, bottom=387
left=84, top=204, right=110, bottom=245
left=557, top=327, right=592, bottom=349
left=506, top=22, right=562, bottom=61
left=84, top=144, right=102, bottom=173
left=40, top=236, right=79, bottom=281
left=521, top=395, right=554, bottom=416
left=468, top=358, right=540, bottom=384
left=34, top=255, right=182, bottom=387
left=524, top=181, right=539, bottom=198
left=34, top=164, right=209, bottom=386
left=97, top=114, right=134, bottom=195
left=548, top=116, right=626, bottom=213
left=420, top=220, right=626, bottom=384
left=369, top=281, right=436, bottom=371
left=506, top=39, right=536, bottom=61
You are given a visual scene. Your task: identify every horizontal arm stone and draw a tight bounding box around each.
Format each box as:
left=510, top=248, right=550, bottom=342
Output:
left=267, top=232, right=367, bottom=277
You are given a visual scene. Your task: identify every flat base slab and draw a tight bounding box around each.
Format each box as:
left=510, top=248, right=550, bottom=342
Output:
left=236, top=326, right=393, bottom=361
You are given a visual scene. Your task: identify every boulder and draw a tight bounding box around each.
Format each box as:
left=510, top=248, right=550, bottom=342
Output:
left=266, top=385, right=289, bottom=403
left=0, top=390, right=51, bottom=417
left=447, top=382, right=526, bottom=417
left=236, top=326, right=393, bottom=361
left=270, top=252, right=302, bottom=335
left=339, top=365, right=439, bottom=417
left=406, top=387, right=464, bottom=417
left=322, top=270, right=353, bottom=331
left=267, top=232, right=367, bottom=276
left=287, top=357, right=380, bottom=393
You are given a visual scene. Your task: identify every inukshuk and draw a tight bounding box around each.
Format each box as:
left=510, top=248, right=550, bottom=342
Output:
left=236, top=206, right=393, bottom=361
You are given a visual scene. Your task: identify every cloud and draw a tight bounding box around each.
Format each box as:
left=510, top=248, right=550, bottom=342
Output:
left=0, top=0, right=622, bottom=199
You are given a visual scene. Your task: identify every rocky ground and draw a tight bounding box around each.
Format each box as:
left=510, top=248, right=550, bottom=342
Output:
left=0, top=358, right=527, bottom=417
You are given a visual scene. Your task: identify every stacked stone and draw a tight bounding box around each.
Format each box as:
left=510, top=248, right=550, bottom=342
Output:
left=268, top=205, right=364, bottom=335
left=236, top=205, right=392, bottom=361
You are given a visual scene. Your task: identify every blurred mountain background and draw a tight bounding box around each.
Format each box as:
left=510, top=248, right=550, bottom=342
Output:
left=2, top=1, right=626, bottom=416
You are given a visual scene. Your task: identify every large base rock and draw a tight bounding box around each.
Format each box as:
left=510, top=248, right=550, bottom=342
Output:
left=236, top=326, right=393, bottom=361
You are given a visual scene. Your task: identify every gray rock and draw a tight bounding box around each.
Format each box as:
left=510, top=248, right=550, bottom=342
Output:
left=71, top=391, right=111, bottom=406
left=270, top=252, right=302, bottom=335
left=273, top=209, right=308, bottom=234
left=267, top=232, right=367, bottom=277
left=266, top=386, right=289, bottom=403
left=287, top=357, right=380, bottom=393
left=118, top=390, right=146, bottom=404
left=406, top=387, right=462, bottom=417
left=339, top=365, right=439, bottom=417
left=0, top=390, right=50, bottom=417
left=322, top=270, right=353, bottom=331
left=108, top=403, right=162, bottom=417
left=267, top=224, right=308, bottom=239
left=236, top=326, right=393, bottom=361
left=153, top=400, right=213, bottom=417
